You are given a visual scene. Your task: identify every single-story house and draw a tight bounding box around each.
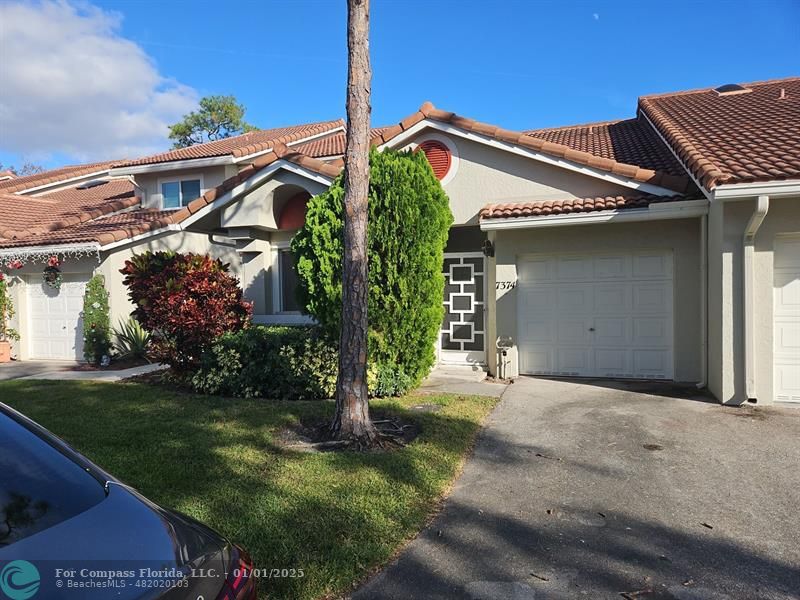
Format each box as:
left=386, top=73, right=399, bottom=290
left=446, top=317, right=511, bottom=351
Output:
left=1, top=77, right=798, bottom=405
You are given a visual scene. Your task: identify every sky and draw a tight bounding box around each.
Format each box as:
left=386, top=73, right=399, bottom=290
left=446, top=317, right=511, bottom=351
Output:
left=0, top=0, right=798, bottom=170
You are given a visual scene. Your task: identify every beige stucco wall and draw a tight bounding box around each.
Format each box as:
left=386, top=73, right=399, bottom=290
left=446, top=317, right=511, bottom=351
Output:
left=487, top=217, right=703, bottom=382
left=707, top=195, right=800, bottom=404
left=420, top=131, right=635, bottom=226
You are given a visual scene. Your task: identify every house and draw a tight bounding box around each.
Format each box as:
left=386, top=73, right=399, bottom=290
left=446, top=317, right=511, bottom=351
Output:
left=1, top=77, right=798, bottom=405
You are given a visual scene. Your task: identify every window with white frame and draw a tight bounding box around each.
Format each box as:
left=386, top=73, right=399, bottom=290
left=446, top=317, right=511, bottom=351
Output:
left=160, top=178, right=202, bottom=209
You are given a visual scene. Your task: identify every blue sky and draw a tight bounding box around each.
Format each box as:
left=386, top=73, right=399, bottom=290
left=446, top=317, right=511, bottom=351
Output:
left=1, top=0, right=798, bottom=169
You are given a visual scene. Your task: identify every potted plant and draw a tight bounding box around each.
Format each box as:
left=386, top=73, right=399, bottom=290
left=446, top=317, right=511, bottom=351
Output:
left=0, top=272, right=20, bottom=362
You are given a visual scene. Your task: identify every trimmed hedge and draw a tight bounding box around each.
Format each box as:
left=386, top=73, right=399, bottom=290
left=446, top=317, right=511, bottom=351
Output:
left=291, top=148, right=452, bottom=394
left=190, top=326, right=338, bottom=400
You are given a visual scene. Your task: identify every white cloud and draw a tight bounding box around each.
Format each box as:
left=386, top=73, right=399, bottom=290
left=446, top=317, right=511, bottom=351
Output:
left=593, top=12, right=600, bottom=20
left=0, top=0, right=198, bottom=162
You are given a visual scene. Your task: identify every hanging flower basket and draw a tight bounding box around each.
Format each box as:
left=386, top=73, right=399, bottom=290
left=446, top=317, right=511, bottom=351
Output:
left=42, top=265, right=63, bottom=290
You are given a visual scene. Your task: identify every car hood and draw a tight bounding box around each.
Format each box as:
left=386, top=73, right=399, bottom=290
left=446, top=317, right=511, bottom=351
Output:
left=0, top=483, right=225, bottom=599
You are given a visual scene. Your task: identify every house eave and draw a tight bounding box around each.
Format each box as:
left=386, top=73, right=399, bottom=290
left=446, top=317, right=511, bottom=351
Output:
left=713, top=180, right=800, bottom=200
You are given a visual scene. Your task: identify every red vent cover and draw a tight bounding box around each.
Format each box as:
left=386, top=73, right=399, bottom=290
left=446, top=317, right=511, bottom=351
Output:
left=278, top=192, right=310, bottom=230
left=417, top=140, right=451, bottom=180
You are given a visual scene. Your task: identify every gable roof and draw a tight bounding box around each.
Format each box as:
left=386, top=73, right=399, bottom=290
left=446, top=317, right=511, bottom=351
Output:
left=376, top=102, right=693, bottom=194
left=115, top=119, right=345, bottom=167
left=639, top=77, right=800, bottom=190
left=294, top=127, right=388, bottom=158
left=525, top=118, right=688, bottom=177
left=0, top=143, right=341, bottom=250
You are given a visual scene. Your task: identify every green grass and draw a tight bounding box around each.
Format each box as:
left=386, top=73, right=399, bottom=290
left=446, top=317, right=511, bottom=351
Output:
left=1, top=380, right=496, bottom=599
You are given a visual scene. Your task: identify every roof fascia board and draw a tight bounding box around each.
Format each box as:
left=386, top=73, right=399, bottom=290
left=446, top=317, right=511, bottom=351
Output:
left=0, top=242, right=100, bottom=257
left=110, top=155, right=235, bottom=176
left=713, top=180, right=800, bottom=200
left=480, top=199, right=709, bottom=231
left=13, top=169, right=113, bottom=196
left=381, top=120, right=679, bottom=196
left=99, top=160, right=335, bottom=252
left=638, top=108, right=712, bottom=200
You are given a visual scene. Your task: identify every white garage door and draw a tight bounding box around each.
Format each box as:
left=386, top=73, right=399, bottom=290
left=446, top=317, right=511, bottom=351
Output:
left=774, top=237, right=800, bottom=403
left=27, top=274, right=89, bottom=360
left=518, top=251, right=674, bottom=379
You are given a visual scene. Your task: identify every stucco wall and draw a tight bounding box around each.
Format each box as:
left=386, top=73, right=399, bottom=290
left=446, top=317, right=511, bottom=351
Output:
left=489, top=217, right=703, bottom=382
left=708, top=195, right=800, bottom=404
left=422, top=132, right=634, bottom=226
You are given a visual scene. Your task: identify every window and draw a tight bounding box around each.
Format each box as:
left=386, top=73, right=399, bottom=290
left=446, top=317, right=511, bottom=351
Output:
left=279, top=249, right=300, bottom=312
left=161, top=178, right=202, bottom=209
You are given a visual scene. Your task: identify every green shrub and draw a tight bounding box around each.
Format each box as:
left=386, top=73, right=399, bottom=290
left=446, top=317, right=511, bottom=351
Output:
left=82, top=275, right=111, bottom=364
left=291, top=148, right=452, bottom=393
left=113, top=318, right=151, bottom=361
left=190, top=326, right=338, bottom=400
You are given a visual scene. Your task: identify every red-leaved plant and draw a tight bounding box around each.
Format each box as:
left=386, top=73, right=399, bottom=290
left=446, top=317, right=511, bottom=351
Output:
left=120, top=251, right=252, bottom=372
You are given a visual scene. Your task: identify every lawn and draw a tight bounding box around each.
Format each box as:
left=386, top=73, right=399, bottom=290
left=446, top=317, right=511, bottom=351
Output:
left=1, top=380, right=496, bottom=599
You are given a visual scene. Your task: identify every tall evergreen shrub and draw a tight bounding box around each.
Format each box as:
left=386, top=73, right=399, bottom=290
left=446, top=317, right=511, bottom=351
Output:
left=83, top=274, right=111, bottom=364
left=291, top=148, right=453, bottom=392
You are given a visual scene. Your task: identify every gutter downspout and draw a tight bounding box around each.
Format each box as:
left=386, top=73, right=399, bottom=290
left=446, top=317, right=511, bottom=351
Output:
left=743, top=195, right=769, bottom=401
left=697, top=214, right=708, bottom=389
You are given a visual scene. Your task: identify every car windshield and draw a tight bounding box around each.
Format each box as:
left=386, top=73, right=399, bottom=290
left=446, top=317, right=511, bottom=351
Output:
left=0, top=411, right=106, bottom=547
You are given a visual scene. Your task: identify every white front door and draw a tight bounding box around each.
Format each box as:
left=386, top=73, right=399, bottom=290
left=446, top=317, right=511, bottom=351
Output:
left=774, top=237, right=800, bottom=403
left=517, top=251, right=674, bottom=379
left=26, top=274, right=89, bottom=360
left=439, top=253, right=486, bottom=365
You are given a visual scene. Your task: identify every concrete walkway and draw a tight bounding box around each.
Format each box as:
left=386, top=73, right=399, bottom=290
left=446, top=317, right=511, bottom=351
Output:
left=354, top=376, right=800, bottom=600
left=0, top=360, right=163, bottom=382
left=420, top=365, right=508, bottom=398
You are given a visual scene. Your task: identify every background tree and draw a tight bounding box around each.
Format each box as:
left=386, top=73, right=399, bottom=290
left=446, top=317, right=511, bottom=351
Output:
left=292, top=148, right=452, bottom=397
left=0, top=162, right=45, bottom=176
left=168, top=95, right=256, bottom=148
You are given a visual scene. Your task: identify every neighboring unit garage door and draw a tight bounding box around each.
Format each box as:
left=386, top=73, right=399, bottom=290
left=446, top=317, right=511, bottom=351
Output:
left=774, top=237, right=800, bottom=403
left=518, top=251, right=674, bottom=379
left=27, top=274, right=89, bottom=360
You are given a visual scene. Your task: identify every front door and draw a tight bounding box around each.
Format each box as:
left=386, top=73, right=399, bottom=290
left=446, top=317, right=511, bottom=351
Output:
left=439, top=253, right=486, bottom=365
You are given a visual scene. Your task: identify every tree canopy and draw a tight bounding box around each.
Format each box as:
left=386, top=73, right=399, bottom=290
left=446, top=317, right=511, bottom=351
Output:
left=168, top=95, right=256, bottom=149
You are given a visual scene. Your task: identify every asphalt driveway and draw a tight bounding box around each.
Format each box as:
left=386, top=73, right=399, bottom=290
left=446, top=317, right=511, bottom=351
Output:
left=354, top=377, right=800, bottom=600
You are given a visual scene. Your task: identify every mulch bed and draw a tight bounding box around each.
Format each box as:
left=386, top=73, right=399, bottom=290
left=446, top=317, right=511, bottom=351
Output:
left=72, top=357, right=151, bottom=371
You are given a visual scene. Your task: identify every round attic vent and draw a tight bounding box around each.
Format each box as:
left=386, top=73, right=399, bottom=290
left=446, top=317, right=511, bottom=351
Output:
left=416, top=140, right=452, bottom=180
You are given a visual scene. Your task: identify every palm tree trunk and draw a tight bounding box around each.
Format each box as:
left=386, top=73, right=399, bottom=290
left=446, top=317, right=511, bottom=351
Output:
left=329, top=0, right=379, bottom=447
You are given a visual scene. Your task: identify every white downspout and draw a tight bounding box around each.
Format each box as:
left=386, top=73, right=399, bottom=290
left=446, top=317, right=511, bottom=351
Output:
left=697, top=214, right=708, bottom=389
left=743, top=195, right=769, bottom=401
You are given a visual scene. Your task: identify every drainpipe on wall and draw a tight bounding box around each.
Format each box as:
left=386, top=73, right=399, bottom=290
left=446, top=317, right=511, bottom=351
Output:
left=743, top=195, right=769, bottom=401
left=697, top=214, right=708, bottom=390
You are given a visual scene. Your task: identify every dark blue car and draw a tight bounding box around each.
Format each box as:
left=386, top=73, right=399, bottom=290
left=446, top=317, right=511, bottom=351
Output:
left=0, top=402, right=256, bottom=600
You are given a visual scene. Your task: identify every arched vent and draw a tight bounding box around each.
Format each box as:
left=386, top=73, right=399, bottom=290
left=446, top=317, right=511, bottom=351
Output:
left=417, top=140, right=452, bottom=180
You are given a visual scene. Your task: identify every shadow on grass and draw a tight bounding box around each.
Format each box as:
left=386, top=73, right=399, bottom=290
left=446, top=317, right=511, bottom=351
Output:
left=2, top=380, right=494, bottom=600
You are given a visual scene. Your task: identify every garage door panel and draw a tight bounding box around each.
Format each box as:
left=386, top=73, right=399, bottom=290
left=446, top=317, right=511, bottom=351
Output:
left=594, top=255, right=629, bottom=279
left=633, top=283, right=672, bottom=314
left=594, top=317, right=629, bottom=345
left=557, top=256, right=593, bottom=280
left=595, top=348, right=631, bottom=376
left=774, top=238, right=800, bottom=402
left=557, top=347, right=590, bottom=374
left=518, top=250, right=673, bottom=379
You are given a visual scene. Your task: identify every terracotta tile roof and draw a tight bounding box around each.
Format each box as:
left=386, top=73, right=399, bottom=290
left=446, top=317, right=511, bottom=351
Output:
left=480, top=193, right=695, bottom=220
left=525, top=118, right=687, bottom=177
left=116, top=119, right=345, bottom=167
left=0, top=143, right=341, bottom=250
left=294, top=127, right=388, bottom=157
left=0, top=179, right=138, bottom=241
left=639, top=77, right=800, bottom=190
left=377, top=103, right=693, bottom=194
left=0, top=170, right=14, bottom=180
left=0, top=161, right=117, bottom=193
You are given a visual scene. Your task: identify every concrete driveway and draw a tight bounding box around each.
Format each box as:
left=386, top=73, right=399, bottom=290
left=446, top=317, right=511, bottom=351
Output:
left=354, top=377, right=800, bottom=600
left=0, top=360, right=75, bottom=380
